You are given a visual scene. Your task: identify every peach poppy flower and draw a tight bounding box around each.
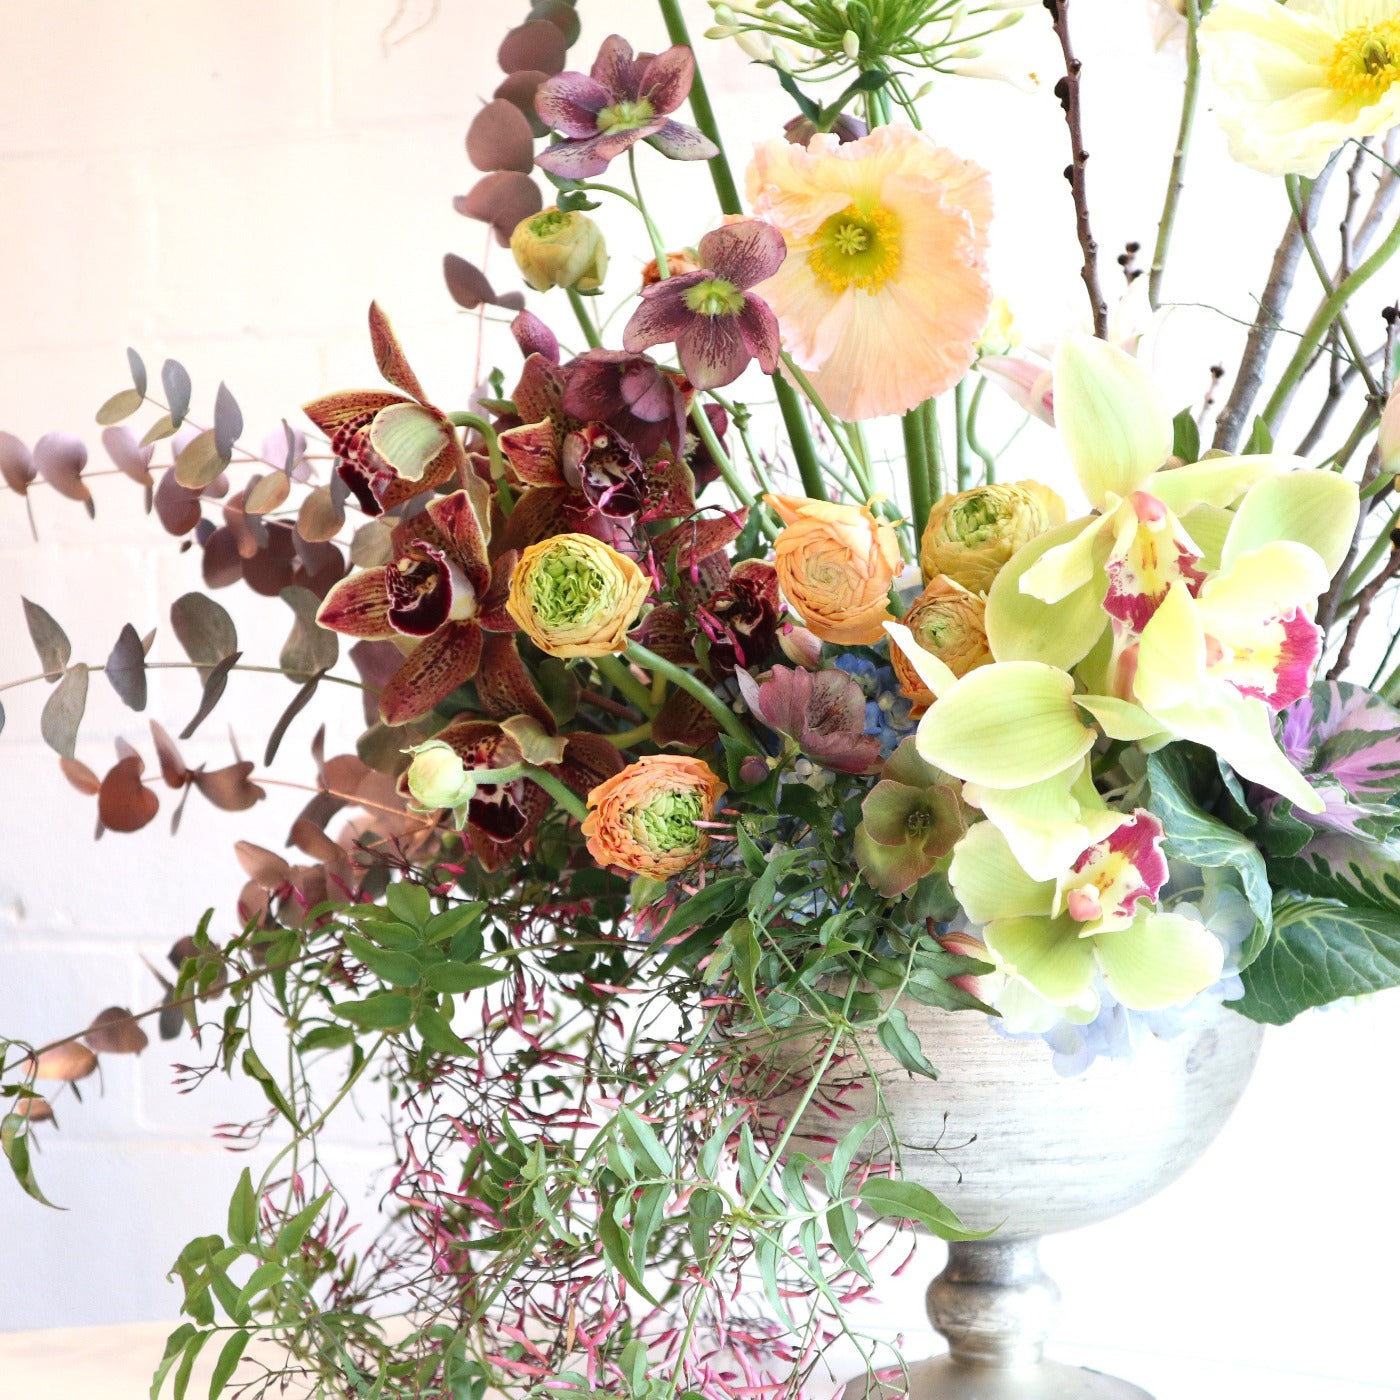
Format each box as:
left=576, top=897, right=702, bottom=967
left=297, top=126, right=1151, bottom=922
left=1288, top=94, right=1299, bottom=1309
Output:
left=745, top=124, right=993, bottom=420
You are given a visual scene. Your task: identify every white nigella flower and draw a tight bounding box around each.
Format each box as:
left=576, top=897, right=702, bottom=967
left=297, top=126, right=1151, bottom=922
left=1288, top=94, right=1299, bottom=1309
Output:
left=1198, top=0, right=1400, bottom=177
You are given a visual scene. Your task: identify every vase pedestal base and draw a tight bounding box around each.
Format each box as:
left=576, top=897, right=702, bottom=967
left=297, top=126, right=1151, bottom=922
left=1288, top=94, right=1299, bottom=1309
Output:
left=842, top=1357, right=1151, bottom=1400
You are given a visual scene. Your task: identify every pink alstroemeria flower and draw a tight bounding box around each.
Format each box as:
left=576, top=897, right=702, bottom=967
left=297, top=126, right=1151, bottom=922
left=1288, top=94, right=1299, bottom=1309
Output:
left=623, top=221, right=786, bottom=390
left=535, top=36, right=718, bottom=179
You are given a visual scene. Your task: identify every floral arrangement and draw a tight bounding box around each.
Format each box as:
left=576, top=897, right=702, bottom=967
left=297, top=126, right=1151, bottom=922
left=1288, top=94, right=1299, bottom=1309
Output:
left=6, top=0, right=1400, bottom=1395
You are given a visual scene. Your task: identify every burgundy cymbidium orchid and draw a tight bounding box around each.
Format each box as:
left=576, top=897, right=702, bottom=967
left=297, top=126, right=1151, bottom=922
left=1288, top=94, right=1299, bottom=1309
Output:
left=303, top=303, right=466, bottom=518
left=316, top=487, right=516, bottom=726
left=534, top=35, right=718, bottom=179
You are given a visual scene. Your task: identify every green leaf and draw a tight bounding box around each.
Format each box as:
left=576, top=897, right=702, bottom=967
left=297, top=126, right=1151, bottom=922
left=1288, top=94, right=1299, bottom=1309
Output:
left=424, top=901, right=486, bottom=946
left=208, top=1328, right=250, bottom=1399
left=423, top=962, right=508, bottom=994
left=877, top=1007, right=938, bottom=1078
left=162, top=359, right=192, bottom=428
left=416, top=1006, right=473, bottom=1056
left=213, top=383, right=243, bottom=461
left=598, top=1196, right=658, bottom=1304
left=343, top=932, right=423, bottom=987
left=279, top=585, right=338, bottom=678
left=333, top=991, right=414, bottom=1030
left=263, top=675, right=320, bottom=765
left=232, top=1261, right=284, bottom=1319
left=96, top=388, right=144, bottom=426
left=240, top=1049, right=297, bottom=1126
left=618, top=1106, right=672, bottom=1178
left=1, top=1113, right=59, bottom=1208
left=629, top=1181, right=670, bottom=1275
left=1230, top=898, right=1400, bottom=1024
left=856, top=1177, right=991, bottom=1242
left=40, top=663, right=88, bottom=759
left=171, top=1327, right=211, bottom=1400
left=1171, top=407, right=1200, bottom=464
left=1271, top=832, right=1400, bottom=915
left=386, top=881, right=432, bottom=929
left=150, top=1323, right=198, bottom=1400
left=1244, top=415, right=1273, bottom=455
left=825, top=1202, right=869, bottom=1280
left=22, top=597, right=71, bottom=680
left=687, top=1187, right=723, bottom=1264
left=127, top=347, right=148, bottom=398
left=174, top=429, right=229, bottom=491
left=1146, top=745, right=1273, bottom=954
left=226, top=1168, right=257, bottom=1247
left=170, top=594, right=237, bottom=681
left=275, top=1189, right=333, bottom=1257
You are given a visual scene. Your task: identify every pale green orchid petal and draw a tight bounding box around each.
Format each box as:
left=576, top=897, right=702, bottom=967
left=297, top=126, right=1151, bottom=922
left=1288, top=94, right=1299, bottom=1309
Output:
left=1134, top=581, right=1208, bottom=709
left=1054, top=335, right=1172, bottom=508
left=1093, top=910, right=1224, bottom=1011
left=984, top=913, right=1098, bottom=1007
left=964, top=764, right=1122, bottom=883
left=992, top=975, right=1099, bottom=1034
left=1196, top=541, right=1332, bottom=628
left=1075, top=694, right=1166, bottom=742
left=1147, top=454, right=1296, bottom=512
left=368, top=402, right=451, bottom=482
left=1017, top=513, right=1113, bottom=605
left=1178, top=503, right=1233, bottom=572
left=947, top=819, right=1055, bottom=924
left=1221, top=471, right=1360, bottom=578
left=987, top=519, right=1108, bottom=666
left=916, top=662, right=1097, bottom=788
left=886, top=622, right=956, bottom=698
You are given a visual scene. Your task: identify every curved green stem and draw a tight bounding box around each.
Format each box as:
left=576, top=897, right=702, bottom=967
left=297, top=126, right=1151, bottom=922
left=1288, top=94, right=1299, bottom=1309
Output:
left=1149, top=0, right=1201, bottom=308
left=773, top=376, right=828, bottom=501
left=965, top=378, right=997, bottom=483
left=628, top=147, right=670, bottom=274
left=1262, top=210, right=1400, bottom=431
left=594, top=654, right=657, bottom=716
left=779, top=353, right=868, bottom=489
left=625, top=642, right=758, bottom=752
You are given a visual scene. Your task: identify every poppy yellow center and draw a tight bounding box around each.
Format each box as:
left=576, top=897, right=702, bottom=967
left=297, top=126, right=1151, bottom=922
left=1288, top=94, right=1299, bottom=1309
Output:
left=1327, top=20, right=1400, bottom=102
left=808, top=203, right=901, bottom=294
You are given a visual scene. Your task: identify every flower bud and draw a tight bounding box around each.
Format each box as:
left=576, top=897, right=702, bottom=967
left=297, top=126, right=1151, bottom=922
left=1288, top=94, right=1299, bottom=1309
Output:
left=406, top=741, right=473, bottom=811
left=510, top=207, right=608, bottom=293
left=842, top=28, right=860, bottom=60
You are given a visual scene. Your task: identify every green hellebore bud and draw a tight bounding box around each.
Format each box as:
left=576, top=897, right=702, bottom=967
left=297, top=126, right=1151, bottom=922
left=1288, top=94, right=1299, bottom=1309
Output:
left=510, top=207, right=608, bottom=293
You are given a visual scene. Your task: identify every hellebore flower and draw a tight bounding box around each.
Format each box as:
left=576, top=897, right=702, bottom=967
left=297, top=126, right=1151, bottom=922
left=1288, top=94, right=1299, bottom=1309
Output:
left=534, top=35, right=718, bottom=179
left=745, top=124, right=993, bottom=420
left=303, top=303, right=466, bottom=517
left=583, top=754, right=727, bottom=879
left=510, top=206, right=608, bottom=292
left=855, top=738, right=968, bottom=897
left=766, top=494, right=903, bottom=645
left=920, top=481, right=1066, bottom=596
left=505, top=532, right=652, bottom=658
left=890, top=576, right=992, bottom=716
left=1198, top=0, right=1400, bottom=178
left=316, top=488, right=516, bottom=726
left=736, top=664, right=882, bottom=774
left=948, top=815, right=1223, bottom=1018
left=623, top=220, right=786, bottom=390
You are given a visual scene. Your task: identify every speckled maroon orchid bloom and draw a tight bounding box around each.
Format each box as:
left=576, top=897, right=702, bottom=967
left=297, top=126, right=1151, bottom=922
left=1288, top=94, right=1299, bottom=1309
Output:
left=534, top=35, right=717, bottom=178
left=623, top=221, right=786, bottom=390
left=316, top=487, right=516, bottom=726
left=303, top=304, right=465, bottom=518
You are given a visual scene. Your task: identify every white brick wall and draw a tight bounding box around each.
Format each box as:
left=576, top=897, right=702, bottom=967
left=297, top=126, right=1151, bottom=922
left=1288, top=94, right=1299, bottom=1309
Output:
left=0, top=0, right=1397, bottom=1386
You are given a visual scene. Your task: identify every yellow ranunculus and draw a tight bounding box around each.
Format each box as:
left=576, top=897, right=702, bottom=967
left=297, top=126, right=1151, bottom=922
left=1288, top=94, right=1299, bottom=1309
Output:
left=510, top=207, right=608, bottom=292
left=919, top=481, right=1065, bottom=595
left=766, top=494, right=904, bottom=645
left=506, top=533, right=651, bottom=658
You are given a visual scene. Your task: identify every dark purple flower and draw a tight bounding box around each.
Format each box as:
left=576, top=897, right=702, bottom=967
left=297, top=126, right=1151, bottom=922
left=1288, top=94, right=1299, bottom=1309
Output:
left=623, top=221, right=786, bottom=389
left=736, top=665, right=881, bottom=774
left=561, top=348, right=687, bottom=460
left=534, top=35, right=718, bottom=178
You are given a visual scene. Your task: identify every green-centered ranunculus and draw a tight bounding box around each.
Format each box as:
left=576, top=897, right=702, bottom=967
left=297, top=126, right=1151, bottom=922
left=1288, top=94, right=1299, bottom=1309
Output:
left=510, top=207, right=608, bottom=293
left=506, top=533, right=651, bottom=658
left=919, top=481, right=1065, bottom=595
left=583, top=755, right=727, bottom=879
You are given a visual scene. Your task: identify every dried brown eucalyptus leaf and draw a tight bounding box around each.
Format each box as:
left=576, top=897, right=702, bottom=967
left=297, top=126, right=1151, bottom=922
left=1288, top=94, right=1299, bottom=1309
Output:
left=97, top=753, right=159, bottom=832
left=83, top=1007, right=149, bottom=1055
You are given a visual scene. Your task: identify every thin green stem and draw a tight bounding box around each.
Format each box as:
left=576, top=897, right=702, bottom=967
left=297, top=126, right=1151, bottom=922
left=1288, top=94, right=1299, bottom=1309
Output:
left=628, top=147, right=670, bottom=273
left=965, top=378, right=997, bottom=483
left=778, top=352, right=867, bottom=488
left=594, top=654, right=657, bottom=716
left=603, top=721, right=654, bottom=748
left=690, top=399, right=775, bottom=539
left=565, top=287, right=602, bottom=349
left=902, top=407, right=931, bottom=543
left=953, top=380, right=972, bottom=491
left=922, top=398, right=944, bottom=505
left=773, top=376, right=828, bottom=501
left=447, top=411, right=508, bottom=483
left=1262, top=210, right=1400, bottom=432
left=0, top=659, right=364, bottom=696
left=625, top=642, right=758, bottom=752
left=1148, top=0, right=1201, bottom=308
left=656, top=0, right=743, bottom=217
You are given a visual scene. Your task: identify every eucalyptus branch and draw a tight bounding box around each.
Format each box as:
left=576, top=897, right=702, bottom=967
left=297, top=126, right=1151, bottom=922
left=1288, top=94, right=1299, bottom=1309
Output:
left=1330, top=539, right=1400, bottom=681
left=1045, top=0, right=1108, bottom=338
left=1148, top=0, right=1201, bottom=308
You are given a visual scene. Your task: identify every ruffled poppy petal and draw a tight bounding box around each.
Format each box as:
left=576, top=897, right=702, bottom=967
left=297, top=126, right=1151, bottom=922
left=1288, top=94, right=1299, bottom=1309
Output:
left=379, top=622, right=484, bottom=726
left=699, top=220, right=787, bottom=290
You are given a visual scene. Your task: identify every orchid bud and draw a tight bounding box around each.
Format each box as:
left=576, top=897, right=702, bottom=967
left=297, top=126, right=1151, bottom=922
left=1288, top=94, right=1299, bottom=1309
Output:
left=842, top=29, right=860, bottom=60
left=510, top=207, right=608, bottom=294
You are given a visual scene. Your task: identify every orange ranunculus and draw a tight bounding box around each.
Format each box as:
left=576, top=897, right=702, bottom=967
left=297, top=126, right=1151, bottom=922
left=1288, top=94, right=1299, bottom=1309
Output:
left=765, top=494, right=903, bottom=645
left=891, top=576, right=992, bottom=715
left=582, top=755, right=727, bottom=880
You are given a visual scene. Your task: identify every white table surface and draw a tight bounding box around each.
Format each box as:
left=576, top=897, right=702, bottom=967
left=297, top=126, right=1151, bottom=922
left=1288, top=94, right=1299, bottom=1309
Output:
left=1, top=1322, right=1395, bottom=1398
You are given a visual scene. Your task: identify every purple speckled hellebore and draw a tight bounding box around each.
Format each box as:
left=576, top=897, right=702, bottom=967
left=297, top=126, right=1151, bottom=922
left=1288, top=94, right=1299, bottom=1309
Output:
left=623, top=220, right=786, bottom=390
left=534, top=35, right=718, bottom=178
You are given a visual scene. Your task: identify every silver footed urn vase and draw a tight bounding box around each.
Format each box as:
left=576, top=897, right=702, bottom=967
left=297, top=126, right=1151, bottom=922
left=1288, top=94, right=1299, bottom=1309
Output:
left=777, top=1000, right=1264, bottom=1399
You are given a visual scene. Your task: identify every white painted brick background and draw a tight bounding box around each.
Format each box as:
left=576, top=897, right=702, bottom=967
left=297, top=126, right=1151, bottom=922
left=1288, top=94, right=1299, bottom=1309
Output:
left=0, top=0, right=1397, bottom=1387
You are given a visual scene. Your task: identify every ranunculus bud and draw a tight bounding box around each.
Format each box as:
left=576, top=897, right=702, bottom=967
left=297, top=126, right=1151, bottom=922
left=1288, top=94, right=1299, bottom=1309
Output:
left=506, top=533, right=651, bottom=658
left=582, top=754, right=727, bottom=879
left=510, top=207, right=608, bottom=293
left=1380, top=383, right=1400, bottom=474
left=405, top=741, right=473, bottom=811
left=919, top=481, right=1065, bottom=595
left=891, top=577, right=992, bottom=715
left=765, top=494, right=904, bottom=646
left=641, top=248, right=702, bottom=287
